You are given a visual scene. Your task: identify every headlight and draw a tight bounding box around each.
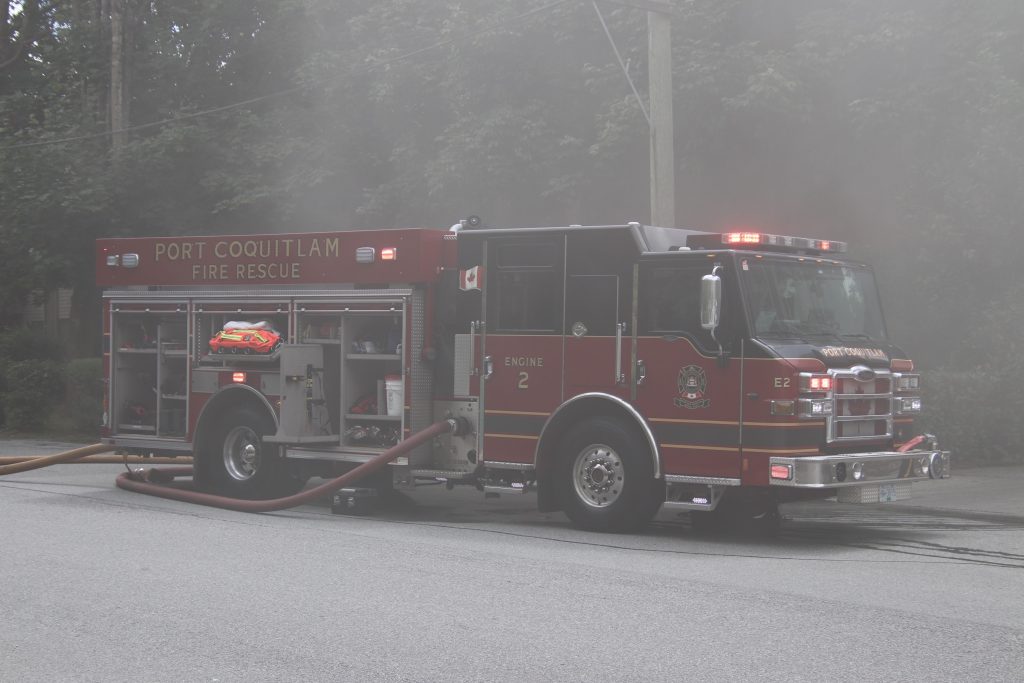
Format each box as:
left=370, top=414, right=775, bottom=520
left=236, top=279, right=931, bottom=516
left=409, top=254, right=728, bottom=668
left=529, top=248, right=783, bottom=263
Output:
left=896, top=374, right=920, bottom=392
left=896, top=397, right=922, bottom=414
left=798, top=398, right=833, bottom=419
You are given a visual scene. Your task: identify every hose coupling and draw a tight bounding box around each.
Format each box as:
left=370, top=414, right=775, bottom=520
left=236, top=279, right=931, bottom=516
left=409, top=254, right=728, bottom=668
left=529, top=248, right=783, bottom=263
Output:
left=446, top=417, right=472, bottom=437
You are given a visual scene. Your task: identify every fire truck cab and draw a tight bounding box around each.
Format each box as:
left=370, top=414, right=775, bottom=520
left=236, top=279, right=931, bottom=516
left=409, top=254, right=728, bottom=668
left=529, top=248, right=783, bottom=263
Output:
left=96, top=223, right=950, bottom=531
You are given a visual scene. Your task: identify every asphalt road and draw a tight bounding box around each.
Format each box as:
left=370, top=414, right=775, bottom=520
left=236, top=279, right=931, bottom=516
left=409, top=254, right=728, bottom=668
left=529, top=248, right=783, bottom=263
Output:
left=1, top=441, right=1022, bottom=682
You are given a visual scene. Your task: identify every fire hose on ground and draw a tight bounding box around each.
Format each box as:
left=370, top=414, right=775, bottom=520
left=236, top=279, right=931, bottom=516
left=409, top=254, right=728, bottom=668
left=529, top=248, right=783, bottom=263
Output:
left=115, top=419, right=461, bottom=513
left=0, top=450, right=189, bottom=473
left=1, top=420, right=460, bottom=513
left=0, top=443, right=120, bottom=476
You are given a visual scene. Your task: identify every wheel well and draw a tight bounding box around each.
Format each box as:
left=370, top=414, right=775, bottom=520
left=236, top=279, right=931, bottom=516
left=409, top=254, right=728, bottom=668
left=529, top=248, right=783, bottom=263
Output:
left=534, top=395, right=659, bottom=512
left=194, top=386, right=278, bottom=455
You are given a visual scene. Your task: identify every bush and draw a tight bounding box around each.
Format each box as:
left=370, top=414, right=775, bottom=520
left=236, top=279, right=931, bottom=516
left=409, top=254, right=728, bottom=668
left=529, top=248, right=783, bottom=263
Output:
left=919, top=367, right=1022, bottom=467
left=64, top=358, right=104, bottom=433
left=0, top=326, right=65, bottom=428
left=2, top=360, right=65, bottom=431
left=917, top=285, right=1024, bottom=468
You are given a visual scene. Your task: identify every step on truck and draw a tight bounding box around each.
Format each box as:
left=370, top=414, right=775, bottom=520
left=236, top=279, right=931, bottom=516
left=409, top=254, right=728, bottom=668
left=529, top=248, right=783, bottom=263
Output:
left=96, top=223, right=950, bottom=531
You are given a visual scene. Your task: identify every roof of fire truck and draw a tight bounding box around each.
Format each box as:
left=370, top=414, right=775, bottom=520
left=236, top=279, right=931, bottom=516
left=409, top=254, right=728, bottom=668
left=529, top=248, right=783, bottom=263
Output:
left=456, top=222, right=847, bottom=259
left=96, top=224, right=847, bottom=289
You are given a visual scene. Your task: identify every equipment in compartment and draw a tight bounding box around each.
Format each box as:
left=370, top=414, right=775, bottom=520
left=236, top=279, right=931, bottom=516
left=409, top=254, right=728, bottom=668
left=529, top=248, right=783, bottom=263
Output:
left=209, top=320, right=282, bottom=355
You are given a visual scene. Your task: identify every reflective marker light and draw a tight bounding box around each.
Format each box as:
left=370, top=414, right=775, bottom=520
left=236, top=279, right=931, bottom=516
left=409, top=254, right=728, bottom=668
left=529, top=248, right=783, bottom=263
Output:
left=232, top=372, right=247, bottom=383
left=380, top=247, right=398, bottom=261
left=770, top=464, right=793, bottom=480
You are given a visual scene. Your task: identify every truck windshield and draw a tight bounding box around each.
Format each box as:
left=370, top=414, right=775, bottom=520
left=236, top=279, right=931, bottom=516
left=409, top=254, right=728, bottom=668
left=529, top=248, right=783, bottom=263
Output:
left=741, top=257, right=887, bottom=342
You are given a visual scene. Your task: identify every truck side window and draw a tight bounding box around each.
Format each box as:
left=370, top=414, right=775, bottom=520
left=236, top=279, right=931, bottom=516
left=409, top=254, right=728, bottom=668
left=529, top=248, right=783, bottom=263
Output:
left=492, top=241, right=562, bottom=333
left=565, top=274, right=618, bottom=336
left=638, top=264, right=731, bottom=350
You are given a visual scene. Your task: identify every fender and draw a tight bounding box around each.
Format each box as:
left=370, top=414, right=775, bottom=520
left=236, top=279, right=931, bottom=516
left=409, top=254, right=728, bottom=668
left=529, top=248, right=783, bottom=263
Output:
left=535, top=392, right=661, bottom=478
left=194, top=383, right=279, bottom=444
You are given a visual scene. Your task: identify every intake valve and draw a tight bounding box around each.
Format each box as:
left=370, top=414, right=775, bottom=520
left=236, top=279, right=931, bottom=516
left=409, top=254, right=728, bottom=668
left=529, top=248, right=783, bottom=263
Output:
left=446, top=417, right=472, bottom=437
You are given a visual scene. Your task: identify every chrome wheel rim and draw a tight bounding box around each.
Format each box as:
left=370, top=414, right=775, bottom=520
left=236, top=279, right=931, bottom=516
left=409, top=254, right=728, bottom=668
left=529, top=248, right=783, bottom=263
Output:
left=572, top=444, right=624, bottom=508
left=223, top=425, right=260, bottom=481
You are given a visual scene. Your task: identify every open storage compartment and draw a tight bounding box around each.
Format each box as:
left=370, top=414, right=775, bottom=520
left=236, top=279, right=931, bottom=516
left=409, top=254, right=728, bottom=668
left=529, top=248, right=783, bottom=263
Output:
left=194, top=303, right=289, bottom=365
left=110, top=305, right=188, bottom=438
left=339, top=307, right=405, bottom=453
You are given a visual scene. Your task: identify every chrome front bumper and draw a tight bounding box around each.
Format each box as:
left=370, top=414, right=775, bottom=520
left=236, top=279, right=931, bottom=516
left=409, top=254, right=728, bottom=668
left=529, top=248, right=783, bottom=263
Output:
left=769, top=449, right=951, bottom=488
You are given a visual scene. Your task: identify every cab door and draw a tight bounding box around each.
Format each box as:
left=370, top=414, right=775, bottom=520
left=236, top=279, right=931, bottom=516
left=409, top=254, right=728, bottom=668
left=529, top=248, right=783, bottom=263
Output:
left=478, top=236, right=565, bottom=465
left=562, top=229, right=637, bottom=401
left=633, top=257, right=743, bottom=480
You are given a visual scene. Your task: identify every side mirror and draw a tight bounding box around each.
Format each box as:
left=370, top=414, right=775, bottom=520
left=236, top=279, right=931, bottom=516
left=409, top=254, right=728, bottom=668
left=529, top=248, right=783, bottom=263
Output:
left=700, top=269, right=722, bottom=332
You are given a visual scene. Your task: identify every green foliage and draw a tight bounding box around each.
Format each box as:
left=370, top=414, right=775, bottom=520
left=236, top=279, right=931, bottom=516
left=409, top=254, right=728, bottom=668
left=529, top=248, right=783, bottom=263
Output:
left=2, top=360, right=64, bottom=431
left=63, top=357, right=104, bottom=433
left=0, top=326, right=64, bottom=364
left=920, top=368, right=1022, bottom=467
left=921, top=284, right=1024, bottom=466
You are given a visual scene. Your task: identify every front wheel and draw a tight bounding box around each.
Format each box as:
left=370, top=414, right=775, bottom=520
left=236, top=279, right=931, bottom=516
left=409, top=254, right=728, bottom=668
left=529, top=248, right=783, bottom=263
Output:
left=202, top=408, right=303, bottom=499
left=557, top=417, right=662, bottom=533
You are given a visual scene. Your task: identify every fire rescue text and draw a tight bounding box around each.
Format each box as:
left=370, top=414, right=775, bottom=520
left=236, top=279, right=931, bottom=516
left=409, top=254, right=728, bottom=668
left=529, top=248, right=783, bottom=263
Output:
left=154, top=237, right=340, bottom=281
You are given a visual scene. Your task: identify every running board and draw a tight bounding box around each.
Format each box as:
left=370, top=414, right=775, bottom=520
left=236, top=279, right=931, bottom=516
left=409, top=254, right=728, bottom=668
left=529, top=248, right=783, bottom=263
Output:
left=483, top=483, right=531, bottom=495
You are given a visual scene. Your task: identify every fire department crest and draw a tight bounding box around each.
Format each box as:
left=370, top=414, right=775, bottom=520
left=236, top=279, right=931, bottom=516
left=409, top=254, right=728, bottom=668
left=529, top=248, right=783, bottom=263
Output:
left=674, top=365, right=711, bottom=409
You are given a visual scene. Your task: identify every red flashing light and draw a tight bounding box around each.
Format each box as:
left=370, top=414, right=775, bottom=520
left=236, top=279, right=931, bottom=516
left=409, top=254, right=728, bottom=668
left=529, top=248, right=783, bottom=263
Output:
left=809, top=376, right=832, bottom=391
left=380, top=247, right=398, bottom=261
left=232, top=372, right=247, bottom=384
left=702, top=232, right=848, bottom=254
left=725, top=232, right=762, bottom=245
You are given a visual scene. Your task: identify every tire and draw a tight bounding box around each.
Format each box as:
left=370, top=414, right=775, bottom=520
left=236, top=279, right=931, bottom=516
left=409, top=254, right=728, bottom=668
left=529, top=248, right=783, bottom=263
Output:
left=202, top=407, right=303, bottom=499
left=557, top=417, right=662, bottom=533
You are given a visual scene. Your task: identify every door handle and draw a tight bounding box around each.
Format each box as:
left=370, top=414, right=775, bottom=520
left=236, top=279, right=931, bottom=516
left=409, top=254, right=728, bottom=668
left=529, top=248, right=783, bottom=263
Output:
left=615, top=322, right=626, bottom=385
left=483, top=355, right=494, bottom=381
left=636, top=359, right=646, bottom=386
left=469, top=320, right=479, bottom=375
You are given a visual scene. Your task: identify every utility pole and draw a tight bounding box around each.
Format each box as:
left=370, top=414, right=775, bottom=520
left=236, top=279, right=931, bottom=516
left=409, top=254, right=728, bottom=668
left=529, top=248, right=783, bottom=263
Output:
left=647, top=3, right=674, bottom=228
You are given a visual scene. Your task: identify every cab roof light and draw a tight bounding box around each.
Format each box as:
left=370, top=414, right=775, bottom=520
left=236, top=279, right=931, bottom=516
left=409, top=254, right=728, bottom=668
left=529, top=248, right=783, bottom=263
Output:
left=688, top=232, right=848, bottom=254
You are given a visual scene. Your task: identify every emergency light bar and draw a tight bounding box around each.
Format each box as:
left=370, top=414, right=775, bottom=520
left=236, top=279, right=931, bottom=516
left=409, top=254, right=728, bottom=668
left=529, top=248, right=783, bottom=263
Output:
left=687, top=232, right=847, bottom=254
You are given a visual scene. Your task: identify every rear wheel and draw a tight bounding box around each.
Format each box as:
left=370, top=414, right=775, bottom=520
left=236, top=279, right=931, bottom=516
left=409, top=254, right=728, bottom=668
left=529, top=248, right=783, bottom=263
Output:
left=557, top=417, right=662, bottom=533
left=202, top=408, right=303, bottom=499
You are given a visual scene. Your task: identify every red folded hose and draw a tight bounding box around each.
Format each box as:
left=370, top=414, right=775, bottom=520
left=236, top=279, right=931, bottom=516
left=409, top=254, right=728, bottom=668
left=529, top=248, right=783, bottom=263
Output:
left=116, top=419, right=454, bottom=513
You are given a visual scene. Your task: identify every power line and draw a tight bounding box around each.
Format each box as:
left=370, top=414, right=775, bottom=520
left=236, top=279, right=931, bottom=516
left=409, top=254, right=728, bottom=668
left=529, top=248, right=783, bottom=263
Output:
left=0, top=0, right=575, bottom=152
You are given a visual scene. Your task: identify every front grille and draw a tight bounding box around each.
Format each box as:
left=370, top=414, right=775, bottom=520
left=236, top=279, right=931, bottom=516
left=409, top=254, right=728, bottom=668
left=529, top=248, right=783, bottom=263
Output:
left=828, top=370, right=893, bottom=443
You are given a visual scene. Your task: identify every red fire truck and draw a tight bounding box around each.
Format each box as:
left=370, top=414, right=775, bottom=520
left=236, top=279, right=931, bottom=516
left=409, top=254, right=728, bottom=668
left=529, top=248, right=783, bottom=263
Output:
left=96, top=223, right=950, bottom=531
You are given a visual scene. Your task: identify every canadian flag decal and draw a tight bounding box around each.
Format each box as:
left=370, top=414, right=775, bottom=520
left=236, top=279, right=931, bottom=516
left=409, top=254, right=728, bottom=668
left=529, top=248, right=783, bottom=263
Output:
left=459, top=266, right=482, bottom=291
